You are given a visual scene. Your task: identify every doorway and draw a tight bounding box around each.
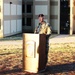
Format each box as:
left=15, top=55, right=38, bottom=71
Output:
left=60, top=0, right=70, bottom=34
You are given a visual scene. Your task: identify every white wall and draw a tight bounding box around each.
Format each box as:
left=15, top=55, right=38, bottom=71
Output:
left=35, top=5, right=48, bottom=15
left=50, top=0, right=59, bottom=33
left=17, top=19, right=22, bottom=32
left=4, top=4, right=10, bottom=15
left=33, top=0, right=50, bottom=30
left=11, top=20, right=16, bottom=33
left=11, top=4, right=16, bottom=15
left=50, top=19, right=58, bottom=31
left=50, top=6, right=58, bottom=32
left=50, top=6, right=58, bottom=15
left=17, top=5, right=22, bottom=15
left=3, top=1, right=22, bottom=36
left=4, top=21, right=10, bottom=35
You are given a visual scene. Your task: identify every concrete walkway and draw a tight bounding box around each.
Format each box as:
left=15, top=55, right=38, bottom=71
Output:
left=50, top=34, right=75, bottom=44
left=0, top=34, right=22, bottom=49
left=0, top=34, right=75, bottom=47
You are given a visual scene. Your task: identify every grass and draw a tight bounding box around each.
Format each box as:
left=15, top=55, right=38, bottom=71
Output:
left=0, top=49, right=22, bottom=55
left=0, top=43, right=75, bottom=75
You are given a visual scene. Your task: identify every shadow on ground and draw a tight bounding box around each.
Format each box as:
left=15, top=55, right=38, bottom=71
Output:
left=46, top=62, right=75, bottom=74
left=0, top=62, right=75, bottom=75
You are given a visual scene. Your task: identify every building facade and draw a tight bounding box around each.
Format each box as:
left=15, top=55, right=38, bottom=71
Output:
left=0, top=0, right=22, bottom=37
left=22, top=0, right=75, bottom=35
left=0, top=0, right=75, bottom=38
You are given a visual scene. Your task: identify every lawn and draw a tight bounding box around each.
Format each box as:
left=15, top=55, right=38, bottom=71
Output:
left=0, top=43, right=75, bottom=75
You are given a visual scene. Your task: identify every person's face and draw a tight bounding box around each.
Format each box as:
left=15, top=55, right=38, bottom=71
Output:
left=38, top=16, right=44, bottom=23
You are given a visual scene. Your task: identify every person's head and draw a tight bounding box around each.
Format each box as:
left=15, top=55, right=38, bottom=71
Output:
left=38, top=14, right=44, bottom=23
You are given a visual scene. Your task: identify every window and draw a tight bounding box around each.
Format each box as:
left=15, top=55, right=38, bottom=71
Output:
left=22, top=18, right=25, bottom=26
left=22, top=18, right=32, bottom=26
left=26, top=18, right=32, bottom=26
left=26, top=4, right=32, bottom=13
left=22, top=4, right=25, bottom=13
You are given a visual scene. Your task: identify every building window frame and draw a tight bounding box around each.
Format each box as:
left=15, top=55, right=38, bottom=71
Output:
left=26, top=4, right=32, bottom=13
left=26, top=17, right=32, bottom=26
left=22, top=4, right=25, bottom=13
left=22, top=18, right=25, bottom=26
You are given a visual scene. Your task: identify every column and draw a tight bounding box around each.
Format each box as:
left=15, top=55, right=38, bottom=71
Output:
left=70, top=0, right=74, bottom=35
left=0, top=0, right=3, bottom=37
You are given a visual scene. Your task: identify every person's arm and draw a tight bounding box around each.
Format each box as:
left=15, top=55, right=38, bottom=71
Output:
left=47, top=26, right=51, bottom=35
left=46, top=23, right=51, bottom=35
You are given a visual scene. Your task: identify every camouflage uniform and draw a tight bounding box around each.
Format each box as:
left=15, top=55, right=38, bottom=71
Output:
left=34, top=21, right=51, bottom=64
left=34, top=21, right=51, bottom=35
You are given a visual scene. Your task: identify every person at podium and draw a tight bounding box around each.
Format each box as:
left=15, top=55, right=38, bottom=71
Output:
left=34, top=14, right=51, bottom=35
left=34, top=14, right=52, bottom=65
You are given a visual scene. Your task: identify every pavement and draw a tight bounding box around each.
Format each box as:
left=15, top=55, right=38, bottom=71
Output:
left=0, top=34, right=75, bottom=49
left=50, top=34, right=75, bottom=44
left=0, top=34, right=23, bottom=49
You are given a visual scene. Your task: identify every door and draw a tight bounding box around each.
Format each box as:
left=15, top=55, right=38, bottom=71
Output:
left=60, top=0, right=70, bottom=34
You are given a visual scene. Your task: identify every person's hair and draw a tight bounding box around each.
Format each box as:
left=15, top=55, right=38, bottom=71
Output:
left=38, top=14, right=44, bottom=17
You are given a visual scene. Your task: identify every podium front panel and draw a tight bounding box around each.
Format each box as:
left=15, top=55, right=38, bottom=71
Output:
left=23, top=33, right=46, bottom=73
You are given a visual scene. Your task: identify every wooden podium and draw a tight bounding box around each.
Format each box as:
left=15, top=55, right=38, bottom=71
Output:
left=23, top=33, right=46, bottom=73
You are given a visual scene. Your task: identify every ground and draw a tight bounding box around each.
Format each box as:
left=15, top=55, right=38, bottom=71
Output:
left=0, top=34, right=75, bottom=75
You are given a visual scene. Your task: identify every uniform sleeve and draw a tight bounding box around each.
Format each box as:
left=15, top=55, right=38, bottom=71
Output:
left=46, top=24, right=52, bottom=35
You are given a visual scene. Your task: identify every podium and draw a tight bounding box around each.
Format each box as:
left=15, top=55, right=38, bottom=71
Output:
left=23, top=33, right=46, bottom=73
